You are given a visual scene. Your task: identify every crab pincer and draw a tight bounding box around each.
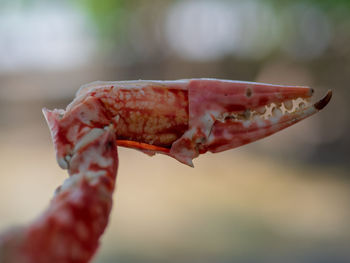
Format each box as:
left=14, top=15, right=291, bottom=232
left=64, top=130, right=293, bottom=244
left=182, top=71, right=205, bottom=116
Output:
left=43, top=79, right=331, bottom=167
left=172, top=79, right=332, bottom=166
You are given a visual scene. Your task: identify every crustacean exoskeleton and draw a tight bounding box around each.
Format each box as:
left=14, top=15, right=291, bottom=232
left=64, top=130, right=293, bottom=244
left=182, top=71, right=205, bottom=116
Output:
left=0, top=79, right=332, bottom=263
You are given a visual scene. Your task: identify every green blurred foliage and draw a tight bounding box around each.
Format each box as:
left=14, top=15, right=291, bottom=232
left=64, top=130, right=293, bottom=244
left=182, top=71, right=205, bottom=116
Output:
left=73, top=0, right=350, bottom=41
left=74, top=0, right=129, bottom=45
left=268, top=0, right=350, bottom=9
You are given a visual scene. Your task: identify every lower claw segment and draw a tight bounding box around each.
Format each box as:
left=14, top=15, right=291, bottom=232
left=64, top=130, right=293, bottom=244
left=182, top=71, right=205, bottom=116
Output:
left=43, top=79, right=331, bottom=168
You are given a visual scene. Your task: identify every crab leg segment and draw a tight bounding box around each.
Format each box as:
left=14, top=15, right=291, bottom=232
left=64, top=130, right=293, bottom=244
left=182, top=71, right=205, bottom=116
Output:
left=43, top=80, right=189, bottom=170
left=0, top=127, right=118, bottom=263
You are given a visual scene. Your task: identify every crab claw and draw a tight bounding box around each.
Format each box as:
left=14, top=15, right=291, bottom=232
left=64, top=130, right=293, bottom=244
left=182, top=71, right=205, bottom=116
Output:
left=43, top=78, right=331, bottom=168
left=170, top=79, right=332, bottom=166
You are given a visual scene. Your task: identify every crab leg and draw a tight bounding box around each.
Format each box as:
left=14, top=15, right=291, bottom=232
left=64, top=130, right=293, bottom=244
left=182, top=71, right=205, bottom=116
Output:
left=0, top=78, right=331, bottom=262
left=0, top=127, right=118, bottom=263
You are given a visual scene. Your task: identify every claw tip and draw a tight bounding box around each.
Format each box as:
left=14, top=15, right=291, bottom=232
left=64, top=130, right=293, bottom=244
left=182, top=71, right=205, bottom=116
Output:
left=314, top=90, right=332, bottom=111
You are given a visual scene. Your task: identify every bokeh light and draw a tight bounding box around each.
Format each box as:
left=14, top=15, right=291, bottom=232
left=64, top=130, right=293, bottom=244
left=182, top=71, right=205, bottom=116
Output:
left=0, top=2, right=95, bottom=72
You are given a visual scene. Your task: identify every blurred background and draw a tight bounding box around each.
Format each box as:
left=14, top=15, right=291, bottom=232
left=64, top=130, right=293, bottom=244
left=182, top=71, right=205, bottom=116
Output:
left=0, top=0, right=349, bottom=262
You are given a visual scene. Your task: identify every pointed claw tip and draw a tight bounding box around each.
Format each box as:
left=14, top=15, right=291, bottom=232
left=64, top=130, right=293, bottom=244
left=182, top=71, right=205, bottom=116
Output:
left=314, top=90, right=332, bottom=111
